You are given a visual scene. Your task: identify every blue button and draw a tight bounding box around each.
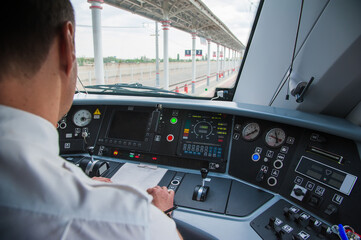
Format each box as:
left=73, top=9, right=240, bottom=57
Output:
left=252, top=153, right=260, bottom=162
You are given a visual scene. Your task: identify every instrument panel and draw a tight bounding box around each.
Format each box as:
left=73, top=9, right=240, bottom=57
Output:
left=58, top=103, right=361, bottom=238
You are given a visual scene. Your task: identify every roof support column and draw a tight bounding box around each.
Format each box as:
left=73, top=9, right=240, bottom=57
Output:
left=88, top=0, right=104, bottom=85
left=232, top=49, right=235, bottom=72
left=223, top=45, right=226, bottom=78
left=155, top=21, right=160, bottom=87
left=228, top=47, right=231, bottom=77
left=216, top=43, right=220, bottom=82
left=206, top=38, right=211, bottom=87
left=191, top=32, right=197, bottom=94
left=237, top=51, right=239, bottom=66
left=161, top=20, right=171, bottom=90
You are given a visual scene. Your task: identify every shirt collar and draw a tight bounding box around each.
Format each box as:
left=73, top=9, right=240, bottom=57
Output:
left=0, top=104, right=59, bottom=155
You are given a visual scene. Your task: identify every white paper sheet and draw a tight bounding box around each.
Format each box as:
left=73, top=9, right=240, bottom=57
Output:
left=111, top=163, right=167, bottom=192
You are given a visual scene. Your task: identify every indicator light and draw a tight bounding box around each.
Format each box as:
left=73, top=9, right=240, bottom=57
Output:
left=152, top=157, right=157, bottom=160
left=113, top=150, right=119, bottom=156
left=167, top=134, right=174, bottom=142
left=129, top=154, right=134, bottom=158
left=252, top=153, right=260, bottom=162
left=170, top=117, right=178, bottom=124
left=135, top=155, right=140, bottom=159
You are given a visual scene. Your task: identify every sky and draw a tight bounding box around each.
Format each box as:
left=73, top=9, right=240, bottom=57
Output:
left=70, top=0, right=259, bottom=59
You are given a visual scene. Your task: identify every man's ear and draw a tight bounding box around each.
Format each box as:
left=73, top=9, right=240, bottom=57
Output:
left=59, top=21, right=76, bottom=77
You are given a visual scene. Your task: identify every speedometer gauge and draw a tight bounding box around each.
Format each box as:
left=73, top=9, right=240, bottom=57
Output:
left=73, top=109, right=92, bottom=127
left=242, top=122, right=260, bottom=141
left=265, top=128, right=286, bottom=147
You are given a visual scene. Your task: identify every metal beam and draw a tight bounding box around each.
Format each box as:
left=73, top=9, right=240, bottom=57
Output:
left=104, top=0, right=245, bottom=51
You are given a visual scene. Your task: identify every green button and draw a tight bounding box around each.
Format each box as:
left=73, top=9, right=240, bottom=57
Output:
left=170, top=117, right=178, bottom=124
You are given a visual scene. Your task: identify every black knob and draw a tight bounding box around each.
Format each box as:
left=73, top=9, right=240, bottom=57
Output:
left=201, top=168, right=208, bottom=179
left=87, top=146, right=94, bottom=156
left=293, top=188, right=305, bottom=196
left=268, top=216, right=276, bottom=229
left=275, top=226, right=285, bottom=238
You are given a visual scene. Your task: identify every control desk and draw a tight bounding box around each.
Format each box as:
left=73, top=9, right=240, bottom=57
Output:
left=58, top=100, right=361, bottom=240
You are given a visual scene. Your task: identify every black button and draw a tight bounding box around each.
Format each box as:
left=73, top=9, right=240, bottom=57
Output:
left=324, top=204, right=338, bottom=216
left=308, top=194, right=322, bottom=207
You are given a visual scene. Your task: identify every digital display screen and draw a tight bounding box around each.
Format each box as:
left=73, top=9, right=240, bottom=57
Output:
left=107, top=111, right=150, bottom=141
left=306, top=169, right=322, bottom=180
left=295, top=156, right=357, bottom=195
left=329, top=179, right=342, bottom=189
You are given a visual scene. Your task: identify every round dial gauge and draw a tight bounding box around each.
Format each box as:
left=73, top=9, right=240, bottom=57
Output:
left=73, top=109, right=92, bottom=127
left=242, top=122, right=260, bottom=141
left=265, top=128, right=286, bottom=147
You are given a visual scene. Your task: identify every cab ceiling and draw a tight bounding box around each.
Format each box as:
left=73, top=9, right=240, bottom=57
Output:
left=103, top=0, right=245, bottom=51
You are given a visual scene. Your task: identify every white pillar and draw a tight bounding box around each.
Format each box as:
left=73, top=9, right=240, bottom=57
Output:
left=223, top=46, right=226, bottom=78
left=155, top=21, right=160, bottom=87
left=227, top=48, right=231, bottom=76
left=232, top=49, right=235, bottom=72
left=206, top=38, right=211, bottom=86
left=191, top=32, right=197, bottom=93
left=161, top=20, right=170, bottom=90
left=88, top=0, right=104, bottom=85
left=216, top=43, right=220, bottom=82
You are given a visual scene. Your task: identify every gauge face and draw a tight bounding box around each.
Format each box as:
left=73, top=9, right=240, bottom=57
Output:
left=265, top=128, right=286, bottom=147
left=73, top=109, right=92, bottom=127
left=194, top=121, right=213, bottom=138
left=242, top=122, right=260, bottom=141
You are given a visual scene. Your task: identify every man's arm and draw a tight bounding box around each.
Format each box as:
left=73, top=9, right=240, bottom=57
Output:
left=147, top=186, right=184, bottom=240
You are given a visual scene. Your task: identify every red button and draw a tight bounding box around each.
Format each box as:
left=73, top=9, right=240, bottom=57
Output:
left=167, top=134, right=174, bottom=142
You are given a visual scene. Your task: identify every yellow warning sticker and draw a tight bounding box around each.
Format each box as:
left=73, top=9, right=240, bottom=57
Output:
left=94, top=108, right=101, bottom=115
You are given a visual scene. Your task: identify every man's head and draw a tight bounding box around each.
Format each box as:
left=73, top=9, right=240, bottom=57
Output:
left=0, top=0, right=77, bottom=124
left=0, top=0, right=75, bottom=81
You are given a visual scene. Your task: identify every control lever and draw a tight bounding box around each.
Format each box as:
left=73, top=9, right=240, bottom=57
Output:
left=79, top=145, right=109, bottom=178
left=87, top=146, right=95, bottom=162
left=192, top=168, right=210, bottom=202
left=201, top=168, right=208, bottom=187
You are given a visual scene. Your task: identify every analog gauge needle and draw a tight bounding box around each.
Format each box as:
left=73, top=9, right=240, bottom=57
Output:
left=275, top=131, right=279, bottom=143
left=246, top=129, right=258, bottom=136
left=270, top=135, right=280, bottom=143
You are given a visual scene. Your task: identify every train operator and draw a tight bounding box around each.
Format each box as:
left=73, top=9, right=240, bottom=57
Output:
left=0, top=1, right=182, bottom=239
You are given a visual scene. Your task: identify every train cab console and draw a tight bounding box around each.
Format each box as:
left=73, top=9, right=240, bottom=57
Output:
left=58, top=98, right=361, bottom=240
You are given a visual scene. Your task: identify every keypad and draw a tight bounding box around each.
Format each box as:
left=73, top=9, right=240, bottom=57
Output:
left=183, top=143, right=222, bottom=158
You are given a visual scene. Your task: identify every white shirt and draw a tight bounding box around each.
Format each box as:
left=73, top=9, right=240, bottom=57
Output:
left=0, top=105, right=180, bottom=240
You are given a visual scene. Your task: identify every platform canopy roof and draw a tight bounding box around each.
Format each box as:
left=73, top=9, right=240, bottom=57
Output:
left=103, top=0, right=245, bottom=51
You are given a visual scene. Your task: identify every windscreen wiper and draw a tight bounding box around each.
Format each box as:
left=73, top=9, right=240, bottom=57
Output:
left=84, top=83, right=192, bottom=98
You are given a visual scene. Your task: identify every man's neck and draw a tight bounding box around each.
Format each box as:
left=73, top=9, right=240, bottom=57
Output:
left=0, top=75, right=61, bottom=127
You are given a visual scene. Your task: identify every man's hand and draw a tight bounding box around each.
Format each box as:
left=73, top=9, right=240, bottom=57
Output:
left=92, top=177, right=112, bottom=183
left=147, top=186, right=174, bottom=212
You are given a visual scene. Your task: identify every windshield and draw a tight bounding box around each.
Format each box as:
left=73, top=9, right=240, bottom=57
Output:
left=71, top=0, right=261, bottom=99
